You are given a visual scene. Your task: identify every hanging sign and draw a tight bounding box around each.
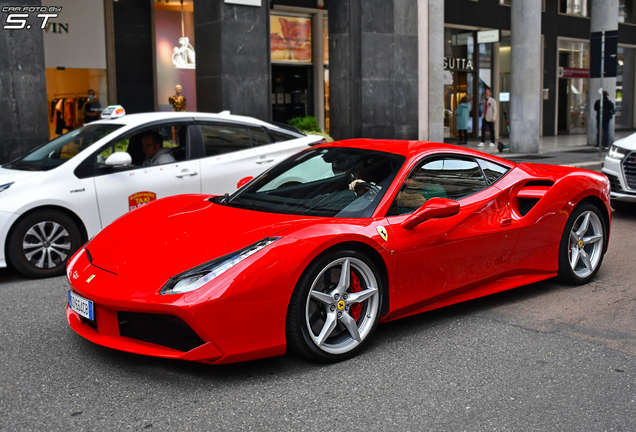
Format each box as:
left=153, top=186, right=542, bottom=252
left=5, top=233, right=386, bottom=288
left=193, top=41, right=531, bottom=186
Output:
left=558, top=67, right=589, bottom=79
left=224, top=0, right=261, bottom=6
left=477, top=29, right=500, bottom=44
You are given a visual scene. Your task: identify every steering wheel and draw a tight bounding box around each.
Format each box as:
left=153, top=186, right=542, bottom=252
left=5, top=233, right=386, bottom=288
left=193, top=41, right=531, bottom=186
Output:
left=354, top=181, right=381, bottom=197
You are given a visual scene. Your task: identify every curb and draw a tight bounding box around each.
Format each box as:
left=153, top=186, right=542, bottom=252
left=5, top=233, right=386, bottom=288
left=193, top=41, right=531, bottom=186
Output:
left=563, top=161, right=604, bottom=171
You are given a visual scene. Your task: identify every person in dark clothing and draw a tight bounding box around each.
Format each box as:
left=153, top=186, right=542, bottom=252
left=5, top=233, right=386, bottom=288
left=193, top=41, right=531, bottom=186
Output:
left=594, top=91, right=615, bottom=148
left=84, top=89, right=99, bottom=124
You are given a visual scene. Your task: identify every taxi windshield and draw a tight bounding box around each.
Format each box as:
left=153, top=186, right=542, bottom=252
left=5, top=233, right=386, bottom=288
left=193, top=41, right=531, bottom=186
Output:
left=2, top=123, right=123, bottom=172
left=223, top=147, right=405, bottom=218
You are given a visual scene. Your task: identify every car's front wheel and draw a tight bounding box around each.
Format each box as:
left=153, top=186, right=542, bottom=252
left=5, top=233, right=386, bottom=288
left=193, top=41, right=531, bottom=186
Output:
left=557, top=203, right=606, bottom=285
left=7, top=210, right=82, bottom=278
left=286, top=249, right=382, bottom=362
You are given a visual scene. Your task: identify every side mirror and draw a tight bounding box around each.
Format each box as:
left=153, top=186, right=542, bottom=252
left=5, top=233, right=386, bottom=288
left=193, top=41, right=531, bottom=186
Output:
left=105, top=152, right=132, bottom=167
left=401, top=197, right=460, bottom=230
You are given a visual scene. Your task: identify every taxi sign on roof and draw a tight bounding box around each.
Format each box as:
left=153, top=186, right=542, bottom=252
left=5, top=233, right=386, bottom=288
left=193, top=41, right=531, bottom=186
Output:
left=101, top=105, right=126, bottom=119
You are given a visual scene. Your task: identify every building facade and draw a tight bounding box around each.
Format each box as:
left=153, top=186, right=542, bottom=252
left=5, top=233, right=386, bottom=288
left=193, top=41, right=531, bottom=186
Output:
left=1, top=0, right=635, bottom=163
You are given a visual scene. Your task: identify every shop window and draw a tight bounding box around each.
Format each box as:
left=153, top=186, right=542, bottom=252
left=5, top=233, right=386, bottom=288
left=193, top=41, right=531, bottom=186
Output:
left=620, top=0, right=636, bottom=24
left=557, top=39, right=590, bottom=135
left=559, top=0, right=589, bottom=17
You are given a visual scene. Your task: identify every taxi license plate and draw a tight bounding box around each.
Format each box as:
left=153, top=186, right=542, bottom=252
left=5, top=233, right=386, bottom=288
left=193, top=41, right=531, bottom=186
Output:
left=68, top=290, right=94, bottom=321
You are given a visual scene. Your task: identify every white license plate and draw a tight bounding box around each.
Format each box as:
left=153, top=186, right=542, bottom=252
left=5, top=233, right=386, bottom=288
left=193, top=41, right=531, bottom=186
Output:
left=68, top=290, right=94, bottom=321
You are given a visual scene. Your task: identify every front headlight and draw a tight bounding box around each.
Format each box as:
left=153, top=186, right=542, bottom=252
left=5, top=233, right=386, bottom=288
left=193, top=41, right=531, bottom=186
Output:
left=608, top=145, right=627, bottom=160
left=160, top=237, right=281, bottom=295
left=0, top=182, right=14, bottom=193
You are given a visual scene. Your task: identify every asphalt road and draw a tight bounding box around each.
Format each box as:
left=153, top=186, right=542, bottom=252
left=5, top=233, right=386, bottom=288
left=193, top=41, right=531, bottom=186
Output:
left=1, top=212, right=635, bottom=431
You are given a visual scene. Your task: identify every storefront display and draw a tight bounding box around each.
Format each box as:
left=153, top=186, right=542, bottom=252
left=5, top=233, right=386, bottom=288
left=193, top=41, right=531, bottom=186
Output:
left=270, top=14, right=314, bottom=124
left=616, top=46, right=635, bottom=129
left=154, top=0, right=196, bottom=112
left=557, top=39, right=589, bottom=135
left=42, top=0, right=109, bottom=139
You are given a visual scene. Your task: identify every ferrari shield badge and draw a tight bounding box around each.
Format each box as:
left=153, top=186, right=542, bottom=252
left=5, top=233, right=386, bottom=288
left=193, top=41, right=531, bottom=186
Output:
left=376, top=226, right=389, bottom=242
left=86, top=275, right=96, bottom=283
left=129, top=191, right=157, bottom=211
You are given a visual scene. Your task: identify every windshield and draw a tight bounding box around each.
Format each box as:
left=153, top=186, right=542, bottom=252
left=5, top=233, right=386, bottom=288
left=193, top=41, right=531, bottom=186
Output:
left=3, top=123, right=123, bottom=171
left=224, top=147, right=405, bottom=218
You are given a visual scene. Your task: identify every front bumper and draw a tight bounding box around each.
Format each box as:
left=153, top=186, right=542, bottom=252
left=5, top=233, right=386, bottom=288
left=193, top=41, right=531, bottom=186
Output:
left=602, top=156, right=636, bottom=202
left=65, top=248, right=290, bottom=364
left=0, top=211, right=20, bottom=268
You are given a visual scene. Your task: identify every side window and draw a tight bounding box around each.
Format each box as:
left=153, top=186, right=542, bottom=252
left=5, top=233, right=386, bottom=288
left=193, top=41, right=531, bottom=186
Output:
left=249, top=127, right=273, bottom=147
left=81, top=124, right=188, bottom=178
left=268, top=129, right=297, bottom=142
left=200, top=124, right=251, bottom=156
left=477, top=158, right=510, bottom=184
left=388, top=156, right=488, bottom=216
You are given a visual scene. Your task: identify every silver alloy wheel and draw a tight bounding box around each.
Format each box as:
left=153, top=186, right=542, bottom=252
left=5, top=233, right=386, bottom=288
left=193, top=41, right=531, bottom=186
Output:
left=568, top=210, right=604, bottom=278
left=22, top=221, right=71, bottom=269
left=305, top=257, right=380, bottom=355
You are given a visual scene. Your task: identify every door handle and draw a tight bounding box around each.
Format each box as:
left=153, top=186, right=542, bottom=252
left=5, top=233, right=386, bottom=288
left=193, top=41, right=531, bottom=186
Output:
left=256, top=159, right=274, bottom=164
left=500, top=217, right=512, bottom=227
left=175, top=169, right=198, bottom=178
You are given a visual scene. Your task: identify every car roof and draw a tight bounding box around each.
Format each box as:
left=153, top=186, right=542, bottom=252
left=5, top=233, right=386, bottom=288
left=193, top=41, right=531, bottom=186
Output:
left=317, top=138, right=517, bottom=166
left=91, top=111, right=288, bottom=130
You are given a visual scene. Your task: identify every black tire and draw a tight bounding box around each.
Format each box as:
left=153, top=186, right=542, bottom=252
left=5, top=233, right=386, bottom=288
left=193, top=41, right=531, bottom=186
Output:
left=286, top=248, right=383, bottom=362
left=611, top=199, right=634, bottom=212
left=557, top=203, right=606, bottom=285
left=7, top=210, right=82, bottom=278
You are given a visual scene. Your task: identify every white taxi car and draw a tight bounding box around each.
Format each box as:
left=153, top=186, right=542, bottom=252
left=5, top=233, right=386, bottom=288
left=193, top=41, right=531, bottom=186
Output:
left=602, top=132, right=636, bottom=211
left=0, top=108, right=324, bottom=278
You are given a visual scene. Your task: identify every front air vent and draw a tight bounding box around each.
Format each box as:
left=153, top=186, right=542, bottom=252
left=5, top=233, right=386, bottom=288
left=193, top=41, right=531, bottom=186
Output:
left=605, top=173, right=623, bottom=193
left=117, top=312, right=205, bottom=352
left=623, top=152, right=636, bottom=190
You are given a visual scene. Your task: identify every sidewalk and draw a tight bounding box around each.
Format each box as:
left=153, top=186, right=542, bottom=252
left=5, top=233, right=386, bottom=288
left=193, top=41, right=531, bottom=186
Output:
left=444, top=130, right=635, bottom=171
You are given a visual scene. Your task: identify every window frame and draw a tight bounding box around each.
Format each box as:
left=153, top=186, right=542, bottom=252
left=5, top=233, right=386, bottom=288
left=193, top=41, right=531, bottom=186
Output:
left=385, top=153, right=511, bottom=217
left=74, top=120, right=194, bottom=179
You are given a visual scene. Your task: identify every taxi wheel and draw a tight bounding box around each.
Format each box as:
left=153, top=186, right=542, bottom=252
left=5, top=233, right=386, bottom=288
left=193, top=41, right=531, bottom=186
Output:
left=7, top=210, right=82, bottom=279
left=286, top=249, right=382, bottom=362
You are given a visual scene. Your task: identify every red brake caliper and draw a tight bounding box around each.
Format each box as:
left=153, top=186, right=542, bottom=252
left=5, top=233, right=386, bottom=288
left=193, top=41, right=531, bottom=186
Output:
left=350, top=271, right=362, bottom=322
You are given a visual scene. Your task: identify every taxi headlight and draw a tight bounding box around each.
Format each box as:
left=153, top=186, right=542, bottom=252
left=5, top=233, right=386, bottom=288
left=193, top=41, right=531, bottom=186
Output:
left=160, top=237, right=281, bottom=295
left=608, top=145, right=627, bottom=160
left=0, top=182, right=14, bottom=193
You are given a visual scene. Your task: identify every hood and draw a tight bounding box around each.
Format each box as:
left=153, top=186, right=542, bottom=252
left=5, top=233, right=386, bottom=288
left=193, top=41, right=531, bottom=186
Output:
left=87, top=195, right=317, bottom=286
left=0, top=166, right=41, bottom=184
left=613, top=132, right=636, bottom=151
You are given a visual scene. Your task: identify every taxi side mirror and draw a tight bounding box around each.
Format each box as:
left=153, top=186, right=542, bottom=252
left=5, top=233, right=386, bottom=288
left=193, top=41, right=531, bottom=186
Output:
left=105, top=152, right=132, bottom=167
left=402, top=197, right=460, bottom=230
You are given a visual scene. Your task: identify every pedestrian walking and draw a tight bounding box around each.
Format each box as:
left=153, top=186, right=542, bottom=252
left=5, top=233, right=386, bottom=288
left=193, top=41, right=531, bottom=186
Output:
left=455, top=96, right=470, bottom=145
left=594, top=91, right=615, bottom=149
left=478, top=88, right=497, bottom=147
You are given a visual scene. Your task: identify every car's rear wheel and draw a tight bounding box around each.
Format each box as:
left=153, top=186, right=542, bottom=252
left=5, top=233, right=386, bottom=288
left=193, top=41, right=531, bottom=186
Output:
left=557, top=203, right=606, bottom=285
left=7, top=210, right=82, bottom=278
left=286, top=249, right=382, bottom=362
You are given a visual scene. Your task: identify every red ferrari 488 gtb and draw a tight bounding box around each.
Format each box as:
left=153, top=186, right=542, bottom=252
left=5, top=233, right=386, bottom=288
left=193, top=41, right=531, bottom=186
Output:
left=66, top=139, right=611, bottom=364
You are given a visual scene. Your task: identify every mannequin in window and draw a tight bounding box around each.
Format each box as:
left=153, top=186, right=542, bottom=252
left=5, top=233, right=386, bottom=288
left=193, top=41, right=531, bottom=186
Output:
left=169, top=85, right=187, bottom=112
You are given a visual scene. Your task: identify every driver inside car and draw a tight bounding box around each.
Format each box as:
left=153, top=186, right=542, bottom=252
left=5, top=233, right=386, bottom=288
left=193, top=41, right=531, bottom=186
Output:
left=348, top=157, right=387, bottom=197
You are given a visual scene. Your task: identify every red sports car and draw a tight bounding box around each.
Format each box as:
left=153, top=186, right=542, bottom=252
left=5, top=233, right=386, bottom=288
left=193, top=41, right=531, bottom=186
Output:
left=66, top=140, right=611, bottom=364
